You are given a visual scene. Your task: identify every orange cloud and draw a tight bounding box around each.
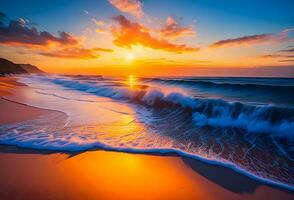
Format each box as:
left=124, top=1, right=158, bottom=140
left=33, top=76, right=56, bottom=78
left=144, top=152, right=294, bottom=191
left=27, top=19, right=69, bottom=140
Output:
left=92, top=18, right=104, bottom=26
left=258, top=54, right=294, bottom=59
left=112, top=15, right=199, bottom=53
left=259, top=54, right=282, bottom=58
left=91, top=18, right=108, bottom=34
left=39, top=47, right=113, bottom=59
left=210, top=29, right=294, bottom=48
left=108, top=0, right=143, bottom=18
left=160, top=16, right=195, bottom=39
left=0, top=19, right=78, bottom=48
left=279, top=60, right=294, bottom=63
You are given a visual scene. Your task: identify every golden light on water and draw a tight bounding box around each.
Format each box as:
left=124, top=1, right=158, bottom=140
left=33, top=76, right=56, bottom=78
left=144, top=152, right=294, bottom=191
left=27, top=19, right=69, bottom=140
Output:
left=128, top=75, right=136, bottom=89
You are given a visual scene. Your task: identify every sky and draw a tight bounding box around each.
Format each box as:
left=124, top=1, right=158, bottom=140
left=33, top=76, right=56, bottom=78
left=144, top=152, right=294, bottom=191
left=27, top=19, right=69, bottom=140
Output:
left=0, top=0, right=294, bottom=76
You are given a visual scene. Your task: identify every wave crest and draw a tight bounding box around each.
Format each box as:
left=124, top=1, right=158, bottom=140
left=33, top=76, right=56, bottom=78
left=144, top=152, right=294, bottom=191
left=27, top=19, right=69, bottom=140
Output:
left=43, top=76, right=294, bottom=139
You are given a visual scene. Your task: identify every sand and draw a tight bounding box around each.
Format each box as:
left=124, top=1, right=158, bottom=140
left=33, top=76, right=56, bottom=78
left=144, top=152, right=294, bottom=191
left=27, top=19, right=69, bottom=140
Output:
left=0, top=76, right=293, bottom=200
left=0, top=77, right=52, bottom=125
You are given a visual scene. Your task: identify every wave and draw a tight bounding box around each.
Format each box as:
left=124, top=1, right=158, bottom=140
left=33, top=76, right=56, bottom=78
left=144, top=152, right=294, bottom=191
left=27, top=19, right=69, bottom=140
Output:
left=1, top=75, right=294, bottom=190
left=0, top=121, right=293, bottom=191
left=0, top=109, right=293, bottom=190
left=148, top=78, right=294, bottom=98
left=37, top=76, right=294, bottom=140
left=192, top=100, right=294, bottom=139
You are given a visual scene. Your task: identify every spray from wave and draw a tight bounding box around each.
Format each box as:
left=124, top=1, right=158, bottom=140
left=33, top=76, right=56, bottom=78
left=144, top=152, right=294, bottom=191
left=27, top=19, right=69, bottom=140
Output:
left=47, top=76, right=294, bottom=139
left=0, top=74, right=293, bottom=190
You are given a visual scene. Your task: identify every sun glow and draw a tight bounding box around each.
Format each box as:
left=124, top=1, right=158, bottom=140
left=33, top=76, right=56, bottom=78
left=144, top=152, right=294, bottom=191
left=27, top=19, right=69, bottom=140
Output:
left=126, top=53, right=135, bottom=61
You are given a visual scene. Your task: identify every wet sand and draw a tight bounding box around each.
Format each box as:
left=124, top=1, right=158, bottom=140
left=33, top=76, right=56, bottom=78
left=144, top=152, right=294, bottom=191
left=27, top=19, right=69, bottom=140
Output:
left=0, top=77, right=52, bottom=125
left=0, top=76, right=293, bottom=200
left=0, top=146, right=293, bottom=200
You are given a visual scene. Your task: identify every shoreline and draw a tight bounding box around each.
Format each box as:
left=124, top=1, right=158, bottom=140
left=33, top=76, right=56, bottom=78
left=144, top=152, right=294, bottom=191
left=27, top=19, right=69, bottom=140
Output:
left=0, top=144, right=293, bottom=200
left=0, top=76, right=58, bottom=125
left=0, top=76, right=293, bottom=199
left=1, top=141, right=294, bottom=193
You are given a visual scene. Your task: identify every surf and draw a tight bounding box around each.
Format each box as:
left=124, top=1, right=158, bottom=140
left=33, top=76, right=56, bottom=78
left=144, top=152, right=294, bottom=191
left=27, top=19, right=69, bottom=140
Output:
left=0, top=74, right=293, bottom=190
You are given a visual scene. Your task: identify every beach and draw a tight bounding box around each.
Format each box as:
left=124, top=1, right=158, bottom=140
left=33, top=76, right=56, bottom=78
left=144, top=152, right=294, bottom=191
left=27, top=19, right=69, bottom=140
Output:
left=0, top=77, right=52, bottom=125
left=0, top=76, right=293, bottom=200
left=1, top=1, right=294, bottom=199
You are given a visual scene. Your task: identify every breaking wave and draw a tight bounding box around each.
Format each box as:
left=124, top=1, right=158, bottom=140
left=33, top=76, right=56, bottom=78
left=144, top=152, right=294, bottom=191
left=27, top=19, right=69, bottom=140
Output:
left=0, top=74, right=294, bottom=190
left=46, top=76, right=294, bottom=139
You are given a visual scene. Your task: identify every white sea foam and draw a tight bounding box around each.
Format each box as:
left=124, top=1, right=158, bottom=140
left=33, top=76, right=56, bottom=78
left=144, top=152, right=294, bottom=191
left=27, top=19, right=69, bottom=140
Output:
left=0, top=74, right=293, bottom=190
left=30, top=75, right=294, bottom=140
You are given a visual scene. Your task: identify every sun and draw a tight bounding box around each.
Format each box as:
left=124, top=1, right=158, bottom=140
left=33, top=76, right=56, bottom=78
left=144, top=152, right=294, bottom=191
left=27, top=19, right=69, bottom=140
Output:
left=126, top=53, right=135, bottom=61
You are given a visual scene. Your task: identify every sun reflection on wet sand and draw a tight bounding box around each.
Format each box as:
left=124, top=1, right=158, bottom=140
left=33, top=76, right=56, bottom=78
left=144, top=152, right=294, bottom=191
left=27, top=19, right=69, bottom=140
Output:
left=0, top=151, right=205, bottom=200
left=0, top=150, right=292, bottom=200
left=60, top=151, right=207, bottom=200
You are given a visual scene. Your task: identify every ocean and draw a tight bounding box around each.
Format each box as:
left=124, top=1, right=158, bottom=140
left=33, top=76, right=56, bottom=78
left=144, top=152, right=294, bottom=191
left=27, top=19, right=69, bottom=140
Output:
left=0, top=74, right=293, bottom=190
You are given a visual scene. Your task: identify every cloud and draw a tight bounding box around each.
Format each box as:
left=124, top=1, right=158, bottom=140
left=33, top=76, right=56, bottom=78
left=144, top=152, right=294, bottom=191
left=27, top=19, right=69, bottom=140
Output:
left=17, top=18, right=29, bottom=26
left=0, top=13, right=113, bottom=59
left=159, top=16, right=195, bottom=39
left=39, top=47, right=113, bottom=59
left=108, top=0, right=143, bottom=18
left=210, top=34, right=272, bottom=48
left=0, top=18, right=78, bottom=48
left=279, top=47, right=294, bottom=53
left=259, top=54, right=282, bottom=58
left=92, top=18, right=104, bottom=26
left=279, top=60, right=294, bottom=62
left=259, top=54, right=294, bottom=58
left=133, top=58, right=210, bottom=66
left=92, top=47, right=113, bottom=52
left=91, top=18, right=107, bottom=34
left=112, top=15, right=199, bottom=53
left=210, top=29, right=294, bottom=48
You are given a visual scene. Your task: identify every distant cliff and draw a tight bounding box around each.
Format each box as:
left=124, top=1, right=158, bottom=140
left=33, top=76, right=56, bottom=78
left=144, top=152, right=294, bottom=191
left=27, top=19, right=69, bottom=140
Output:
left=19, top=64, right=44, bottom=73
left=0, top=58, right=44, bottom=75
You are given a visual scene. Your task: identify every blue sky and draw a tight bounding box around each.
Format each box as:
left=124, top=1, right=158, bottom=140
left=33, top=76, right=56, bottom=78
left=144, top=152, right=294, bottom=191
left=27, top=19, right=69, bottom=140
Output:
left=1, top=0, right=293, bottom=38
left=0, top=0, right=293, bottom=76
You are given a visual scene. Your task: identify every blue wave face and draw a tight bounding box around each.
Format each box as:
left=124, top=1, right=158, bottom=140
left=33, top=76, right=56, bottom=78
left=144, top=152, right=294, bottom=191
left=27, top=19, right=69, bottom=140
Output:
left=146, top=77, right=294, bottom=107
left=45, top=75, right=294, bottom=138
left=0, top=74, right=293, bottom=190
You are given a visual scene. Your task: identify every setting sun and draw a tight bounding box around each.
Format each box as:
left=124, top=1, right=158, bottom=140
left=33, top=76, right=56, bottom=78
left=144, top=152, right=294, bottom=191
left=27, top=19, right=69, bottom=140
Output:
left=0, top=1, right=293, bottom=200
left=126, top=53, right=135, bottom=61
